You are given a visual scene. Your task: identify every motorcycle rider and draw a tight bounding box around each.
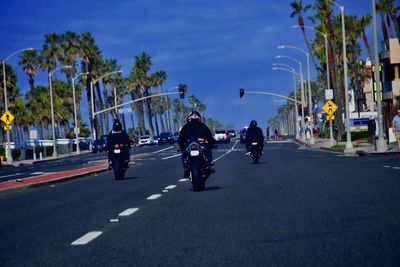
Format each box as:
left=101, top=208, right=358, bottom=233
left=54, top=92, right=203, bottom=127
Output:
left=178, top=111, right=215, bottom=178
left=245, top=120, right=264, bottom=156
left=107, top=118, right=131, bottom=168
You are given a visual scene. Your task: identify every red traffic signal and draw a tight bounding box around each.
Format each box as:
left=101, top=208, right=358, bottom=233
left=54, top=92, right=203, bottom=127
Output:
left=239, top=88, right=244, bottom=98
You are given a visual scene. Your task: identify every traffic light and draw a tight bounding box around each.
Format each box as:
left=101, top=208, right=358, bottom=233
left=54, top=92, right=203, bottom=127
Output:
left=239, top=88, right=244, bottom=98
left=179, top=84, right=185, bottom=99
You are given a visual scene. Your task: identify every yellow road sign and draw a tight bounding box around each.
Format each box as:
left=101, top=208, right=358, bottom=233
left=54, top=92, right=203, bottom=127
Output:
left=322, top=100, right=338, bottom=116
left=327, top=114, right=335, bottom=121
left=4, top=125, right=12, bottom=131
left=1, top=111, right=14, bottom=125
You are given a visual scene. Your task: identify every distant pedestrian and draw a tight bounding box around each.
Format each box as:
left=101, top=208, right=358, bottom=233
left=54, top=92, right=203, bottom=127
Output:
left=392, top=109, right=400, bottom=150
left=274, top=128, right=278, bottom=140
left=266, top=127, right=270, bottom=140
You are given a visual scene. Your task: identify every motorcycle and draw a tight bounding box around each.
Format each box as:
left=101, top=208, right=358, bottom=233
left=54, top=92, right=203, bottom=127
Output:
left=110, top=143, right=129, bottom=180
left=249, top=138, right=262, bottom=164
left=184, top=138, right=213, bottom=192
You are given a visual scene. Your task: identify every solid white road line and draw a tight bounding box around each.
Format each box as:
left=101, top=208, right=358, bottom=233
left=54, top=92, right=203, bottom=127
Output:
left=30, top=172, right=44, bottom=175
left=147, top=194, right=162, bottom=200
left=161, top=153, right=181, bottom=160
left=71, top=231, right=102, bottom=246
left=165, top=185, right=177, bottom=190
left=0, top=173, right=22, bottom=179
left=118, top=208, right=139, bottom=217
left=152, top=146, right=174, bottom=154
left=214, top=140, right=239, bottom=162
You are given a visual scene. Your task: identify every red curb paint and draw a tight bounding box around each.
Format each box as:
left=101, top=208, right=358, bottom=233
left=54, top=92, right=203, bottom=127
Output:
left=0, top=164, right=108, bottom=191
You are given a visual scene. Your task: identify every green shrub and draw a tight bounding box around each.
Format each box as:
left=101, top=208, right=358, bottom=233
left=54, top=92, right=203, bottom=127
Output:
left=12, top=149, right=21, bottom=161
left=341, top=131, right=368, bottom=141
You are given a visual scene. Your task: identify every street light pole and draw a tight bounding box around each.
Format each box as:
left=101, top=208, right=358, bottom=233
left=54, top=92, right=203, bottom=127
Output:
left=49, top=65, right=72, bottom=158
left=272, top=63, right=300, bottom=140
left=331, top=0, right=353, bottom=149
left=72, top=72, right=89, bottom=155
left=278, top=45, right=315, bottom=144
left=372, top=0, right=387, bottom=152
left=90, top=70, right=122, bottom=142
left=275, top=55, right=306, bottom=142
left=292, top=25, right=334, bottom=146
left=2, top=47, right=34, bottom=164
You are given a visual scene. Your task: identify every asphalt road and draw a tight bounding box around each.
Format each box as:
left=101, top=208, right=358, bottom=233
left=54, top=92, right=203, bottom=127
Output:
left=1, top=140, right=400, bottom=266
left=0, top=145, right=166, bottom=182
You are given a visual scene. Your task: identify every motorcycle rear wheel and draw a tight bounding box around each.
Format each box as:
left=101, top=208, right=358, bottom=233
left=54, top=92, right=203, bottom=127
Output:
left=191, top=159, right=205, bottom=191
left=113, top=158, right=125, bottom=180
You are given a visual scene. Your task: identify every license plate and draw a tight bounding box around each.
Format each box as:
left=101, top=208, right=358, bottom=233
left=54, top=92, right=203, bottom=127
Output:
left=252, top=142, right=258, bottom=145
left=190, top=150, right=200, bottom=156
left=114, top=149, right=121, bottom=154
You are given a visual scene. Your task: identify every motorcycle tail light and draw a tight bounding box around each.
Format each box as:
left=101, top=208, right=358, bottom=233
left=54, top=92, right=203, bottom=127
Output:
left=191, top=144, right=199, bottom=150
left=114, top=144, right=120, bottom=148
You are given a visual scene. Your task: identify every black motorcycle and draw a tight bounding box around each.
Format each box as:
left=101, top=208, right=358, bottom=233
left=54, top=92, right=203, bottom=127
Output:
left=249, top=138, right=262, bottom=164
left=111, top=143, right=129, bottom=180
left=184, top=138, right=212, bottom=191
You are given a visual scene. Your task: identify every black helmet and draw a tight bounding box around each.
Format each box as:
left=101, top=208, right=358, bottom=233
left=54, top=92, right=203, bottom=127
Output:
left=113, top=118, right=122, bottom=131
left=187, top=111, right=202, bottom=122
left=249, top=120, right=257, bottom=128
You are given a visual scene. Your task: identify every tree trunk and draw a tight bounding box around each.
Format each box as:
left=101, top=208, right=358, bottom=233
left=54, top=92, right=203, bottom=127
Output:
left=159, top=111, right=166, bottom=132
left=130, top=112, right=135, bottom=132
left=145, top=98, right=154, bottom=137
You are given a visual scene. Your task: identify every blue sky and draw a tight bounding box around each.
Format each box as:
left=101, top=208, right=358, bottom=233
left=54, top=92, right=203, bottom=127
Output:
left=1, top=0, right=375, bottom=130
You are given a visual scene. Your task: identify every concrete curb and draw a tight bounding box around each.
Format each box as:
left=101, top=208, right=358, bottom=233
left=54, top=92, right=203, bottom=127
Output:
left=0, top=165, right=109, bottom=197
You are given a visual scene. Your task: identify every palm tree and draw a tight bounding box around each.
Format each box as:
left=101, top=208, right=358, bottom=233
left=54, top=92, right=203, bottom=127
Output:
left=376, top=0, right=390, bottom=48
left=358, top=15, right=372, bottom=59
left=41, top=33, right=62, bottom=76
left=26, top=85, right=51, bottom=139
left=78, top=32, right=102, bottom=137
left=60, top=31, right=80, bottom=82
left=18, top=50, right=41, bottom=91
left=290, top=0, right=320, bottom=72
left=385, top=0, right=400, bottom=43
left=12, top=97, right=34, bottom=143
left=172, top=99, right=182, bottom=131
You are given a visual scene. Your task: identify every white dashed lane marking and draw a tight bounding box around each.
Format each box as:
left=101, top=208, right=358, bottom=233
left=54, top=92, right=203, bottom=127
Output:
left=383, top=166, right=391, bottom=168
left=147, top=194, right=162, bottom=200
left=165, top=185, right=177, bottom=190
left=71, top=231, right=102, bottom=246
left=152, top=146, right=174, bottom=154
left=119, top=208, right=139, bottom=217
left=179, top=179, right=188, bottom=182
left=162, top=154, right=181, bottom=160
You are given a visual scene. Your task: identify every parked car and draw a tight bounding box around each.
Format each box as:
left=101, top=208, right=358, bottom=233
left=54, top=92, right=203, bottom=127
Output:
left=173, top=132, right=180, bottom=142
left=157, top=132, right=175, bottom=145
left=240, top=127, right=247, bottom=144
left=214, top=130, right=230, bottom=143
left=227, top=130, right=236, bottom=138
left=153, top=135, right=159, bottom=145
left=92, top=139, right=107, bottom=153
left=138, top=135, right=155, bottom=146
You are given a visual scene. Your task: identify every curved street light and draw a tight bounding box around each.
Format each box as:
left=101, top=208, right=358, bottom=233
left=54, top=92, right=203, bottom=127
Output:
left=272, top=66, right=305, bottom=139
left=2, top=47, right=34, bottom=164
left=330, top=0, right=353, bottom=149
left=49, top=65, right=72, bottom=158
left=90, top=70, right=123, bottom=141
left=278, top=45, right=315, bottom=144
left=292, top=25, right=334, bottom=146
left=72, top=72, right=90, bottom=154
left=275, top=55, right=306, bottom=141
left=272, top=64, right=301, bottom=139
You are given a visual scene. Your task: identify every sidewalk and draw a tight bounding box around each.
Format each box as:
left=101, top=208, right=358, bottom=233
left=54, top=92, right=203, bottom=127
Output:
left=295, top=137, right=400, bottom=157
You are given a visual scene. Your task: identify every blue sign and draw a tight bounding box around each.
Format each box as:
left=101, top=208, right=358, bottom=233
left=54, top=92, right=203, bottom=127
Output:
left=351, top=118, right=369, bottom=126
